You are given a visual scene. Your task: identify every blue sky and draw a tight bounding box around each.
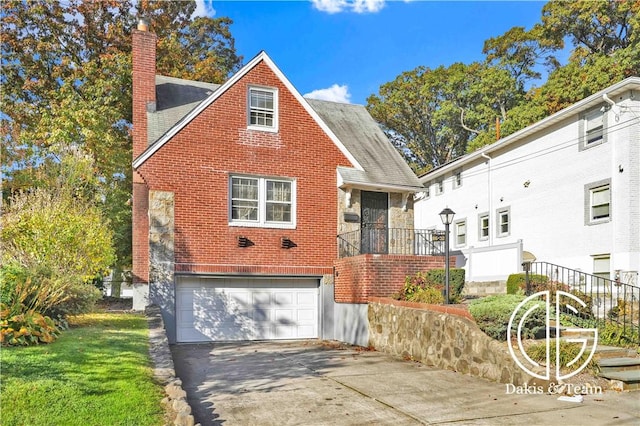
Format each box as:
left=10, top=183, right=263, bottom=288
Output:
left=196, top=1, right=548, bottom=105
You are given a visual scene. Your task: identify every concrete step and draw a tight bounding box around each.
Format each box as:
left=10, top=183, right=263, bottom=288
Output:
left=596, top=345, right=638, bottom=359
left=598, top=370, right=640, bottom=391
left=598, top=357, right=640, bottom=374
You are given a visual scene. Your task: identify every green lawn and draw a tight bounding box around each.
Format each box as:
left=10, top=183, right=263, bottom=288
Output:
left=0, top=313, right=166, bottom=426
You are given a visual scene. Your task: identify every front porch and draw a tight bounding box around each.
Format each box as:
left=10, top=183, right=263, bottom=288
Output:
left=337, top=227, right=445, bottom=258
left=335, top=227, right=453, bottom=304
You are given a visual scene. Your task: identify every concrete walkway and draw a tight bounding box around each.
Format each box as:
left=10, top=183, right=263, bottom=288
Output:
left=171, top=341, right=640, bottom=426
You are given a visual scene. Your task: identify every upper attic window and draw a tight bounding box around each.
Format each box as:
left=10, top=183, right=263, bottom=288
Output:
left=248, top=87, right=278, bottom=132
left=579, top=107, right=607, bottom=150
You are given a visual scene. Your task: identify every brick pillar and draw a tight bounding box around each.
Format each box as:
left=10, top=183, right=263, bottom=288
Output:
left=132, top=26, right=157, bottom=160
left=132, top=173, right=149, bottom=287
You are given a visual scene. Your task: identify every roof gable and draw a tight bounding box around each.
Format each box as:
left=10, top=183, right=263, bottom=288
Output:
left=133, top=51, right=362, bottom=170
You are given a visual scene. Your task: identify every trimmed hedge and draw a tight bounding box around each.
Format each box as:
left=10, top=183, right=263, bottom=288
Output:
left=469, top=294, right=546, bottom=341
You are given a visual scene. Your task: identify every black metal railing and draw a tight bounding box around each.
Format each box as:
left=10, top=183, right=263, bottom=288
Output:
left=527, top=262, right=640, bottom=345
left=337, top=228, right=445, bottom=258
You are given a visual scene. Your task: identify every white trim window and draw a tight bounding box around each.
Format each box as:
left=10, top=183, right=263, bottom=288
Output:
left=248, top=87, right=278, bottom=131
left=453, top=169, right=462, bottom=189
left=230, top=175, right=295, bottom=228
left=454, top=219, right=466, bottom=247
left=497, top=207, right=510, bottom=237
left=579, top=107, right=607, bottom=150
left=585, top=179, right=611, bottom=225
left=593, top=254, right=611, bottom=290
left=435, top=178, right=444, bottom=195
left=478, top=213, right=489, bottom=241
left=591, top=185, right=610, bottom=221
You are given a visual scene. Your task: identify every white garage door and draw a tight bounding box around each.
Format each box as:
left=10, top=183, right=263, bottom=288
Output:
left=176, top=277, right=319, bottom=342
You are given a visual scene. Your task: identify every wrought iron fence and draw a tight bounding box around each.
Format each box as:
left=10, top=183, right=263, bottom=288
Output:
left=527, top=262, right=640, bottom=345
left=337, top=228, right=445, bottom=258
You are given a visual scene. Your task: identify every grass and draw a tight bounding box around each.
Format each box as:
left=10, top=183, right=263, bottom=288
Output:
left=0, top=312, right=166, bottom=426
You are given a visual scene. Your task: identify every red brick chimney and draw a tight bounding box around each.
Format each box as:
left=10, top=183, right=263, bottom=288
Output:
left=132, top=18, right=157, bottom=160
left=132, top=18, right=155, bottom=295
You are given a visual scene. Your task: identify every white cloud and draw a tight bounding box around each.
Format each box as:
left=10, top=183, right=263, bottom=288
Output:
left=311, top=0, right=385, bottom=14
left=193, top=0, right=216, bottom=18
left=304, top=84, right=352, bottom=103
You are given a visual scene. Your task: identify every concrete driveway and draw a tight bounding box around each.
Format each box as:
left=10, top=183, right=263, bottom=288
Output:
left=171, top=341, right=640, bottom=426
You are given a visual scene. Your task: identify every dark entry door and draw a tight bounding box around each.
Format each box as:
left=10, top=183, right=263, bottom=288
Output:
left=361, top=191, right=388, bottom=254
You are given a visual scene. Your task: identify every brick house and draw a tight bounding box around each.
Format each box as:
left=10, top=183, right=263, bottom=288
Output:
left=132, top=24, right=447, bottom=345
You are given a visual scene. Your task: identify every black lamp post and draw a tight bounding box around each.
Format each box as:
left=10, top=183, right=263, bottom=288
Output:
left=439, top=207, right=455, bottom=304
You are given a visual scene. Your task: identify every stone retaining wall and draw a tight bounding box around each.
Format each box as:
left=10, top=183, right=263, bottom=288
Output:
left=146, top=305, right=196, bottom=426
left=368, top=297, right=541, bottom=387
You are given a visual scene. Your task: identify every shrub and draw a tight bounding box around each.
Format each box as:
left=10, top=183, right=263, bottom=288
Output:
left=0, top=310, right=62, bottom=346
left=423, top=268, right=465, bottom=303
left=506, top=273, right=549, bottom=294
left=525, top=341, right=599, bottom=375
left=469, top=294, right=547, bottom=341
left=399, top=272, right=444, bottom=305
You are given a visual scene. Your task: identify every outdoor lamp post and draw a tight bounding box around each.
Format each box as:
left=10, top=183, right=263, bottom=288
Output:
left=439, top=207, right=455, bottom=304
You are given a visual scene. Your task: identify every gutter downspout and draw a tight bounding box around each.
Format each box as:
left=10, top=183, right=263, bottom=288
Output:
left=481, top=152, right=493, bottom=246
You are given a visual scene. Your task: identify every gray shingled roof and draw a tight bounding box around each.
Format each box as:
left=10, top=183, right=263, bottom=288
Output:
left=148, top=75, right=422, bottom=191
left=305, top=99, right=422, bottom=190
left=148, top=75, right=219, bottom=144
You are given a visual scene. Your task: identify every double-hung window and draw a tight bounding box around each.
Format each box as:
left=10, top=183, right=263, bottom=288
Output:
left=455, top=219, right=467, bottom=247
left=435, top=178, right=444, bottom=195
left=230, top=175, right=295, bottom=228
left=580, top=107, right=606, bottom=150
left=497, top=207, right=510, bottom=237
left=453, top=169, right=462, bottom=189
left=248, top=87, right=278, bottom=131
left=478, top=213, right=489, bottom=241
left=585, top=179, right=611, bottom=225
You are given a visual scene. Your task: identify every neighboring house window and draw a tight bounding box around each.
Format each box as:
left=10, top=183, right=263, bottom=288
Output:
left=496, top=207, right=510, bottom=237
left=454, top=219, right=466, bottom=247
left=453, top=169, right=462, bottom=189
left=593, top=254, right=611, bottom=289
left=478, top=213, right=489, bottom=241
left=584, top=179, right=611, bottom=225
left=435, top=178, right=444, bottom=195
left=230, top=175, right=295, bottom=228
left=579, top=107, right=607, bottom=150
left=424, top=182, right=431, bottom=199
left=248, top=87, right=278, bottom=131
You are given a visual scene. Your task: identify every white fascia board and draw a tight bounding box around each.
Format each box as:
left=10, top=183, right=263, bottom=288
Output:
left=133, top=51, right=363, bottom=170
left=418, top=76, right=640, bottom=183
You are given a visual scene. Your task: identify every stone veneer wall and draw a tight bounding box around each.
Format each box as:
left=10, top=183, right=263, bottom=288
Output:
left=146, top=305, right=195, bottom=426
left=368, top=297, right=538, bottom=387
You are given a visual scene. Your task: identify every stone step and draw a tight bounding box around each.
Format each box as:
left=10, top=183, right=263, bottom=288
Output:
left=598, top=357, right=640, bottom=374
left=598, top=370, right=640, bottom=391
left=595, top=345, right=638, bottom=359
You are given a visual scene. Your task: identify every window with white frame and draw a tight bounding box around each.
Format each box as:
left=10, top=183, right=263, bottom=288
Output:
left=248, top=87, right=277, bottom=131
left=584, top=179, right=611, bottom=225
left=478, top=213, right=489, bottom=241
left=230, top=175, right=295, bottom=227
left=579, top=107, right=606, bottom=150
left=453, top=169, right=462, bottom=189
left=496, top=207, right=510, bottom=237
left=424, top=182, right=431, bottom=198
left=454, top=219, right=466, bottom=247
left=435, top=178, right=444, bottom=195
left=593, top=254, right=610, bottom=288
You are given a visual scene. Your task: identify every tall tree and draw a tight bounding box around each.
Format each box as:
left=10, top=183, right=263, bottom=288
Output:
left=1, top=0, right=242, bottom=272
left=367, top=62, right=521, bottom=172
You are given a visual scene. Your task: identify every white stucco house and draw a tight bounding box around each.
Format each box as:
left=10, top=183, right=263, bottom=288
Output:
left=415, top=77, right=640, bottom=292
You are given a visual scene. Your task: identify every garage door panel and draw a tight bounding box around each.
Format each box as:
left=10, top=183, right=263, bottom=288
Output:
left=176, top=277, right=319, bottom=342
